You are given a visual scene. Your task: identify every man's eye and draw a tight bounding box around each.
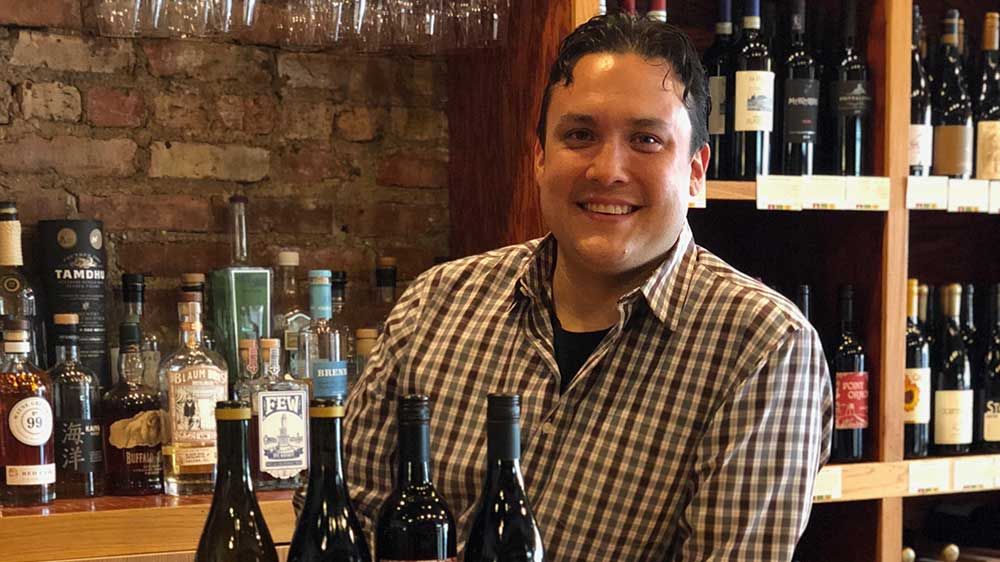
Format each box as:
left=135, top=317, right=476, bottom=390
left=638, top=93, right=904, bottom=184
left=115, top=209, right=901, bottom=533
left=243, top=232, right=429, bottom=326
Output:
left=565, top=130, right=595, bottom=144
left=632, top=134, right=663, bottom=151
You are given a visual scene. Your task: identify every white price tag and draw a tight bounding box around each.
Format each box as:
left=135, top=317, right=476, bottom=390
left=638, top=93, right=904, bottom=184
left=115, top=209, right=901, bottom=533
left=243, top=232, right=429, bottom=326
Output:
left=908, top=459, right=951, bottom=494
left=845, top=176, right=891, bottom=211
left=990, top=181, right=1000, bottom=214
left=953, top=457, right=996, bottom=491
left=907, top=176, right=950, bottom=210
left=811, top=466, right=843, bottom=502
left=948, top=179, right=990, bottom=213
left=756, top=175, right=802, bottom=211
left=802, top=175, right=847, bottom=210
left=689, top=184, right=707, bottom=209
left=995, top=457, right=1000, bottom=488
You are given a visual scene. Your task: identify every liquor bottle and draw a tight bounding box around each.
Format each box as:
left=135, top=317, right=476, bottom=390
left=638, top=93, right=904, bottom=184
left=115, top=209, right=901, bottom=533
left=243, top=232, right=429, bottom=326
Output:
left=646, top=0, right=665, bottom=22
left=103, top=322, right=163, bottom=495
left=249, top=338, right=308, bottom=491
left=910, top=4, right=933, bottom=176
left=330, top=271, right=356, bottom=386
left=373, top=258, right=398, bottom=334
left=975, top=13, right=1000, bottom=180
left=122, top=274, right=161, bottom=392
left=703, top=0, right=734, bottom=180
left=160, top=297, right=229, bottom=496
left=932, top=10, right=975, bottom=179
left=728, top=0, right=774, bottom=179
left=979, top=283, right=1000, bottom=453
left=288, top=399, right=372, bottom=562
left=273, top=251, right=309, bottom=378
left=831, top=284, right=868, bottom=461
left=780, top=0, right=818, bottom=175
left=830, top=0, right=872, bottom=176
left=795, top=284, right=811, bottom=322
left=300, top=270, right=349, bottom=401
left=195, top=400, right=278, bottom=562
left=181, top=273, right=216, bottom=351
left=234, top=337, right=259, bottom=401
left=465, top=394, right=544, bottom=562
left=1, top=203, right=46, bottom=370
left=50, top=313, right=104, bottom=497
left=355, top=328, right=378, bottom=380
left=933, top=284, right=974, bottom=455
left=905, top=280, right=931, bottom=459
left=0, top=318, right=55, bottom=506
left=376, top=395, right=457, bottom=561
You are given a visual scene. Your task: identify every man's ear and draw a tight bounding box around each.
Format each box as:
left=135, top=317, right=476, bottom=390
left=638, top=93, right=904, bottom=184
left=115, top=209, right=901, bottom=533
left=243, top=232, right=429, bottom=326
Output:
left=689, top=143, right=710, bottom=197
left=534, top=137, right=545, bottom=178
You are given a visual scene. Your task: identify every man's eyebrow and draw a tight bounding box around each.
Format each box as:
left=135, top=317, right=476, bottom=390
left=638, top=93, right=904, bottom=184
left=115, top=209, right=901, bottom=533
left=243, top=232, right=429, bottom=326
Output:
left=555, top=113, right=597, bottom=127
left=630, top=117, right=669, bottom=129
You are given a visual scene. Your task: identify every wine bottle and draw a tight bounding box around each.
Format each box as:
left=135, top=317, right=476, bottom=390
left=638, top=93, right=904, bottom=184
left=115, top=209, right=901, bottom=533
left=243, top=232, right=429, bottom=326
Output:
left=704, top=0, right=734, bottom=180
left=830, top=0, right=872, bottom=176
left=932, top=10, right=975, bottom=179
left=905, top=279, right=931, bottom=459
left=975, top=13, right=1000, bottom=180
left=979, top=283, right=1000, bottom=453
left=962, top=283, right=980, bottom=374
left=831, top=284, right=868, bottom=461
left=933, top=284, right=974, bottom=456
left=376, top=395, right=456, bottom=561
left=781, top=0, right=819, bottom=175
left=465, top=394, right=544, bottom=562
left=195, top=400, right=278, bottom=562
left=728, top=0, right=774, bottom=179
left=926, top=284, right=939, bottom=352
left=288, top=399, right=371, bottom=562
left=910, top=4, right=933, bottom=176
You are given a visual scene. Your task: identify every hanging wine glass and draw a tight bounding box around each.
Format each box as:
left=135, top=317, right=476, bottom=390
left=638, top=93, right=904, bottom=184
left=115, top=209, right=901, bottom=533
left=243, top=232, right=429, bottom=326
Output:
left=158, top=0, right=214, bottom=38
left=282, top=0, right=330, bottom=51
left=95, top=0, right=143, bottom=37
left=212, top=0, right=258, bottom=35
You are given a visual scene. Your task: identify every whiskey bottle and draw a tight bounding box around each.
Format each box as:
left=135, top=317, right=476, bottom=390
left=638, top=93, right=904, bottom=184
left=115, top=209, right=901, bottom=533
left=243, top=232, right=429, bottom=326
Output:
left=103, top=322, right=163, bottom=495
left=0, top=318, right=55, bottom=506
left=300, top=270, right=349, bottom=401
left=249, top=338, right=308, bottom=491
left=181, top=273, right=216, bottom=351
left=273, top=251, right=309, bottom=379
left=160, top=298, right=229, bottom=496
left=50, top=313, right=104, bottom=498
left=0, top=203, right=45, bottom=370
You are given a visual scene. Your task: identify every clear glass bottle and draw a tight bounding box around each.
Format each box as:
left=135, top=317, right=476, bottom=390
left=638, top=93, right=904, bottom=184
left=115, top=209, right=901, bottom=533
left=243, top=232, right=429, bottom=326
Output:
left=234, top=337, right=259, bottom=402
left=249, top=338, right=308, bottom=491
left=160, top=298, right=229, bottom=496
left=122, top=273, right=162, bottom=391
left=273, top=251, right=310, bottom=379
left=181, top=273, right=216, bottom=351
left=331, top=271, right=355, bottom=387
left=0, top=202, right=45, bottom=368
left=299, top=270, right=349, bottom=401
left=49, top=313, right=104, bottom=498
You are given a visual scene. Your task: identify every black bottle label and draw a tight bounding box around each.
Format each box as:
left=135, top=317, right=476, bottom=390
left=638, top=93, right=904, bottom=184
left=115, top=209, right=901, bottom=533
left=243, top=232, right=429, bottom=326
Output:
left=783, top=78, right=820, bottom=142
left=56, top=418, right=103, bottom=473
left=835, top=80, right=873, bottom=116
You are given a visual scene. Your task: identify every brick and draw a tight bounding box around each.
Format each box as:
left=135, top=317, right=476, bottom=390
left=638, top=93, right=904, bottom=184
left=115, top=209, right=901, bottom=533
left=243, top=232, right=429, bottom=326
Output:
left=348, top=57, right=398, bottom=104
left=389, top=107, right=447, bottom=142
left=6, top=188, right=74, bottom=223
left=248, top=198, right=332, bottom=235
left=152, top=91, right=209, bottom=131
left=0, top=0, right=82, bottom=30
left=143, top=41, right=273, bottom=83
left=17, top=81, right=81, bottom=122
left=149, top=141, right=269, bottom=182
left=10, top=31, right=133, bottom=74
left=0, top=83, right=13, bottom=124
left=117, top=239, right=229, bottom=277
left=278, top=53, right=351, bottom=92
left=232, top=2, right=281, bottom=47
left=215, top=95, right=277, bottom=135
left=376, top=152, right=447, bottom=188
left=0, top=135, right=137, bottom=177
left=79, top=194, right=220, bottom=232
left=342, top=202, right=447, bottom=238
left=85, top=86, right=144, bottom=128
left=335, top=106, right=381, bottom=142
left=273, top=146, right=344, bottom=183
left=296, top=243, right=371, bottom=280
left=279, top=100, right=333, bottom=140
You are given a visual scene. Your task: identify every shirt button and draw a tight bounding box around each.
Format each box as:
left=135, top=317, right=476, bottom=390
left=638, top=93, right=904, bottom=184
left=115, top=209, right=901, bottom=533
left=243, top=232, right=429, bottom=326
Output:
left=542, top=421, right=556, bottom=434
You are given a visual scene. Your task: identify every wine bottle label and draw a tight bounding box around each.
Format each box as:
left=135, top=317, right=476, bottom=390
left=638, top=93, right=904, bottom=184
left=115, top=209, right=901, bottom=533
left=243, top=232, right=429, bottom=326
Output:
left=908, top=124, right=934, bottom=167
left=834, top=80, right=873, bottom=116
left=6, top=463, right=55, bottom=486
left=783, top=78, right=820, bottom=143
left=975, top=121, right=1000, bottom=179
left=708, top=76, right=727, bottom=135
left=903, top=368, right=931, bottom=424
left=174, top=445, right=217, bottom=466
left=124, top=447, right=162, bottom=476
left=8, top=397, right=53, bottom=446
left=257, top=389, right=309, bottom=479
left=56, top=418, right=102, bottom=473
left=313, top=360, right=348, bottom=399
left=109, top=410, right=162, bottom=449
left=933, top=124, right=974, bottom=177
left=168, top=365, right=227, bottom=444
left=984, top=400, right=1000, bottom=442
left=284, top=330, right=300, bottom=354
left=834, top=371, right=869, bottom=429
left=934, top=389, right=973, bottom=445
left=734, top=70, right=775, bottom=132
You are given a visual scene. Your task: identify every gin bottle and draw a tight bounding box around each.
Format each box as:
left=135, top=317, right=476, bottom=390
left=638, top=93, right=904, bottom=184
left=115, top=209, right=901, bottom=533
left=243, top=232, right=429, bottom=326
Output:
left=250, top=338, right=308, bottom=490
left=122, top=274, right=161, bottom=391
left=273, top=251, right=309, bottom=378
left=299, top=270, right=349, bottom=401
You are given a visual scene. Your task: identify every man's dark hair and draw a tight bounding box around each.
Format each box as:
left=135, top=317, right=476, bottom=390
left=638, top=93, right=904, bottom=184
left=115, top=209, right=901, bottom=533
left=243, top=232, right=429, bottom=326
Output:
left=536, top=14, right=709, bottom=157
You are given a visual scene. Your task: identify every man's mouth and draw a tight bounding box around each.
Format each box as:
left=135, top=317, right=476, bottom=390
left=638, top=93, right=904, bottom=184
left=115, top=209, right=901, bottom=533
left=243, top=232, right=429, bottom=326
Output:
left=579, top=202, right=638, bottom=215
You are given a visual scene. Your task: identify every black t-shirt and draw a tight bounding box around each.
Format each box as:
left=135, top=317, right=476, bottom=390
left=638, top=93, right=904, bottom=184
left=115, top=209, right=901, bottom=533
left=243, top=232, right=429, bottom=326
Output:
left=551, top=312, right=611, bottom=392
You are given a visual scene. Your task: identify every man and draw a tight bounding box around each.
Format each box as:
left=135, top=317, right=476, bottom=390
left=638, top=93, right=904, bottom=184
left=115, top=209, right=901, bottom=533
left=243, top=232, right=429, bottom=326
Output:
left=345, top=14, right=832, bottom=561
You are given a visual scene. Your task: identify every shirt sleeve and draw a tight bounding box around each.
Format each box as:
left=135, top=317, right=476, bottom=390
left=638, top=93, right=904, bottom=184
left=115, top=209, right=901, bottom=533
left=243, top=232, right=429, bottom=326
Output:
left=672, top=324, right=833, bottom=562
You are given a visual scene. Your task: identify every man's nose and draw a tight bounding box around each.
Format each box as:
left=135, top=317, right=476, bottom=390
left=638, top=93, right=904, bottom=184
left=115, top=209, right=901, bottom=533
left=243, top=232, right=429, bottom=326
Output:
left=585, top=139, right=629, bottom=187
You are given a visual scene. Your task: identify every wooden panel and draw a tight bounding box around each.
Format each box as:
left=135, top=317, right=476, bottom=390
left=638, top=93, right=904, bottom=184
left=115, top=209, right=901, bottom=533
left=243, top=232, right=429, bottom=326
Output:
left=573, top=0, right=600, bottom=26
left=705, top=180, right=756, bottom=201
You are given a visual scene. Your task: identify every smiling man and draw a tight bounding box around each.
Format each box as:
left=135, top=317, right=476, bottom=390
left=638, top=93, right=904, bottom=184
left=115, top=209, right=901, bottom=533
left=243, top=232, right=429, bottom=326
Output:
left=345, top=14, right=832, bottom=561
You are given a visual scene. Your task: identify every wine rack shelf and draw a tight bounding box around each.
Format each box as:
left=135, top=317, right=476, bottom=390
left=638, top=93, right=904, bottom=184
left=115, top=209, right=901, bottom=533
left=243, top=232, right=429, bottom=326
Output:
left=814, top=455, right=1000, bottom=504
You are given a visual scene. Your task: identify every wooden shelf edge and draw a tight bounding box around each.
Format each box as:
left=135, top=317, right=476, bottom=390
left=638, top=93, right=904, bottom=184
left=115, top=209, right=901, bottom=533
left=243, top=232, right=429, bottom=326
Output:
left=706, top=180, right=756, bottom=201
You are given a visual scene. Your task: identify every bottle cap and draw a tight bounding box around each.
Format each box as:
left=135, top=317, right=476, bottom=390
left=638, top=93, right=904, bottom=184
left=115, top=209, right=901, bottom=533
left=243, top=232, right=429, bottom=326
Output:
left=356, top=328, right=378, bottom=340
left=330, top=270, right=347, bottom=284
left=310, top=398, right=346, bottom=418
left=215, top=400, right=251, bottom=420
left=398, top=394, right=431, bottom=423
left=377, top=256, right=398, bottom=268
left=53, top=313, right=80, bottom=325
left=277, top=251, right=300, bottom=267
left=238, top=338, right=258, bottom=349
left=487, top=393, right=520, bottom=422
left=309, top=269, right=332, bottom=280
left=260, top=338, right=280, bottom=350
left=181, top=273, right=206, bottom=285
left=119, top=322, right=142, bottom=346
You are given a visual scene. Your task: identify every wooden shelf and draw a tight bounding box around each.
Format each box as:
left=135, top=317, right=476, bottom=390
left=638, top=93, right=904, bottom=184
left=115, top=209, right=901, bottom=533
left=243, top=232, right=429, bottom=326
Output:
left=706, top=180, right=756, bottom=201
left=814, top=455, right=1000, bottom=504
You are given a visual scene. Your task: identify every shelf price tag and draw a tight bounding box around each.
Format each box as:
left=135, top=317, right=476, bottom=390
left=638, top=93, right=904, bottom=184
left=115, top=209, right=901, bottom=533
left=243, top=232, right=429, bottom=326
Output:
left=947, top=179, right=990, bottom=213
left=756, top=175, right=802, bottom=211
left=907, top=176, right=949, bottom=210
left=802, top=175, right=847, bottom=210
left=812, top=466, right=843, bottom=502
left=844, top=176, right=891, bottom=211
left=908, top=459, right=951, bottom=495
left=952, top=457, right=995, bottom=492
left=689, top=184, right=707, bottom=209
left=990, top=181, right=1000, bottom=214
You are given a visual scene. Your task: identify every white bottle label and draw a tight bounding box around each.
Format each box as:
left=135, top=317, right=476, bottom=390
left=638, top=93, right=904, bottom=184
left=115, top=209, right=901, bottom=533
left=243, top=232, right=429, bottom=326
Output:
left=903, top=367, right=931, bottom=424
left=976, top=121, right=1000, bottom=180
left=934, top=389, right=974, bottom=445
left=708, top=76, right=727, bottom=135
left=6, top=463, right=56, bottom=485
left=168, top=365, right=228, bottom=445
left=8, top=397, right=53, bottom=446
left=734, top=70, right=775, bottom=132
left=175, top=446, right=218, bottom=467
left=984, top=399, right=1000, bottom=442
left=257, top=389, right=309, bottom=479
left=909, top=124, right=933, bottom=168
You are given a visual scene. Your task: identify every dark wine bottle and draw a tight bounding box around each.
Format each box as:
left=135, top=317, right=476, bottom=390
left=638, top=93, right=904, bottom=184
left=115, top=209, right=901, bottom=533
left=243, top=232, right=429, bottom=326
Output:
left=975, top=13, right=1000, bottom=180
left=830, top=0, right=872, bottom=176
left=905, top=279, right=931, bottom=459
left=376, top=395, right=456, bottom=561
left=795, top=284, right=811, bottom=322
left=910, top=4, right=933, bottom=176
left=728, top=0, right=774, bottom=179
left=831, top=284, right=868, bottom=461
left=704, top=0, right=734, bottom=179
left=979, top=283, right=1000, bottom=453
left=925, top=284, right=939, bottom=353
left=195, top=401, right=278, bottom=562
left=962, top=283, right=980, bottom=374
left=288, top=399, right=371, bottom=562
left=465, top=394, right=544, bottom=562
left=932, top=10, right=975, bottom=179
left=933, top=284, right=974, bottom=456
left=781, top=0, right=819, bottom=175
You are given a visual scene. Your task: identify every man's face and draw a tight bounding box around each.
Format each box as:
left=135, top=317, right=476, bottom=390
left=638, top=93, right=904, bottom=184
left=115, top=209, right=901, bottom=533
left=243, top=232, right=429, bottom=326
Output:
left=535, top=52, right=707, bottom=278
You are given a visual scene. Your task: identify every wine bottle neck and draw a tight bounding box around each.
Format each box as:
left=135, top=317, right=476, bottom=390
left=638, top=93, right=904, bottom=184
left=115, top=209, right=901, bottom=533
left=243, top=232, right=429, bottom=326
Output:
left=215, top=418, right=254, bottom=494
left=310, top=416, right=346, bottom=488
left=398, top=421, right=432, bottom=486
left=487, top=419, right=521, bottom=463
left=482, top=459, right=526, bottom=495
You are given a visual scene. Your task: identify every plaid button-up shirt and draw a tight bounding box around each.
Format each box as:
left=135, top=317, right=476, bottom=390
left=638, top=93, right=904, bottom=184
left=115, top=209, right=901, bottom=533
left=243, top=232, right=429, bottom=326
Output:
left=344, top=223, right=833, bottom=561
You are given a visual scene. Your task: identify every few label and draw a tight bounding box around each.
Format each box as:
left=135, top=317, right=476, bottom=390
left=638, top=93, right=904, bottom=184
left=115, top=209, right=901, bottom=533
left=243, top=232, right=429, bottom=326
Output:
left=844, top=176, right=890, bottom=211
left=947, top=179, right=990, bottom=213
left=756, top=175, right=802, bottom=211
left=906, top=176, right=949, bottom=210
left=908, top=459, right=951, bottom=494
left=952, top=457, right=995, bottom=491
left=802, top=176, right=847, bottom=210
left=257, top=389, right=309, bottom=479
left=811, top=466, right=842, bottom=502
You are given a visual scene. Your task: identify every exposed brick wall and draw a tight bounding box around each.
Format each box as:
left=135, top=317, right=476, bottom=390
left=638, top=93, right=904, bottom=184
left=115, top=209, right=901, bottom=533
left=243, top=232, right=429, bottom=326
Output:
left=0, top=4, right=450, bottom=349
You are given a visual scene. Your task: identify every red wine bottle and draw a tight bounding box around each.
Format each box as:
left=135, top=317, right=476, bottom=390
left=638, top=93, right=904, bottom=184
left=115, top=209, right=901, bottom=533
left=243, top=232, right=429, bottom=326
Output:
left=830, top=0, right=872, bottom=176
left=933, top=284, right=974, bottom=456
left=910, top=4, right=933, bottom=176
left=728, top=0, right=774, bottom=179
left=905, top=279, right=931, bottom=459
left=704, top=0, right=734, bottom=179
left=832, top=284, right=867, bottom=461
left=781, top=0, right=819, bottom=175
